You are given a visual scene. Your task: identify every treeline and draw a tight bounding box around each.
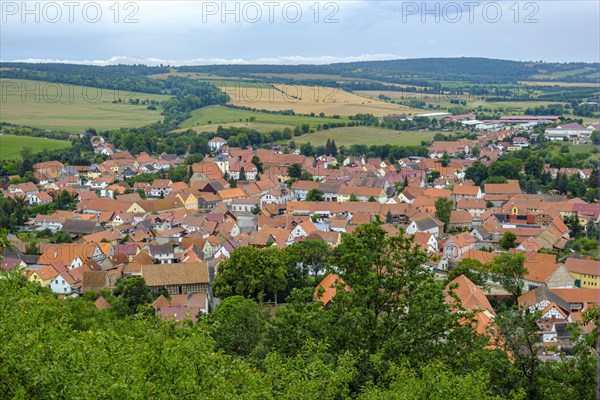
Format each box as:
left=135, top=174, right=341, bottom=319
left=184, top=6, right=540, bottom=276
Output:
left=0, top=123, right=72, bottom=141
left=464, top=145, right=598, bottom=201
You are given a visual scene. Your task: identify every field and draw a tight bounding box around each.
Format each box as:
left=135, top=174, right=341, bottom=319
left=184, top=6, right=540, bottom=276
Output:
left=518, top=81, right=599, bottom=88
left=176, top=121, right=296, bottom=134
left=547, top=143, right=598, bottom=158
left=227, top=84, right=424, bottom=116
left=179, top=105, right=348, bottom=131
left=0, top=79, right=170, bottom=132
left=0, top=134, right=71, bottom=160
left=353, top=90, right=567, bottom=113
left=531, top=67, right=596, bottom=80
left=294, top=126, right=437, bottom=147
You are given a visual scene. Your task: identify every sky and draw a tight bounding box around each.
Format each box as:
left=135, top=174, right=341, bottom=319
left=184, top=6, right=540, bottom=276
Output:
left=1, top=1, right=599, bottom=65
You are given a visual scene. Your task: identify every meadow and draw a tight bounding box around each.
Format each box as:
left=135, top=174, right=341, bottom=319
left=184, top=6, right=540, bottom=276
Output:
left=0, top=79, right=170, bottom=132
left=294, top=126, right=437, bottom=147
left=0, top=134, right=71, bottom=160
left=179, top=105, right=349, bottom=131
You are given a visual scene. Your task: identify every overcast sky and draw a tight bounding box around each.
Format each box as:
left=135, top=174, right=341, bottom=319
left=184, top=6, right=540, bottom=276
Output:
left=1, top=1, right=598, bottom=64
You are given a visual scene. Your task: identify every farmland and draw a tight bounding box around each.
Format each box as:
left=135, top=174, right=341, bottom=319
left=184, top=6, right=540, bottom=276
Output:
left=179, top=105, right=348, bottom=131
left=0, top=79, right=170, bottom=132
left=0, top=134, right=70, bottom=160
left=227, top=84, right=424, bottom=116
left=294, top=126, right=437, bottom=147
left=353, top=90, right=567, bottom=113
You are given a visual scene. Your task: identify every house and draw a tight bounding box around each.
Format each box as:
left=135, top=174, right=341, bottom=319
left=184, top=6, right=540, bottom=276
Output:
left=142, top=262, right=210, bottom=296
left=448, top=210, right=474, bottom=230
left=50, top=269, right=80, bottom=295
left=152, top=293, right=210, bottom=321
left=452, top=185, right=482, bottom=201
left=208, top=136, right=227, bottom=152
left=148, top=244, right=176, bottom=264
left=564, top=258, right=598, bottom=288
left=456, top=198, right=487, bottom=219
left=39, top=243, right=106, bottom=269
left=483, top=180, right=522, bottom=206
left=445, top=275, right=495, bottom=335
left=444, top=232, right=476, bottom=260
left=149, top=179, right=173, bottom=198
left=229, top=162, right=258, bottom=180
left=519, top=286, right=598, bottom=315
left=405, top=216, right=444, bottom=238
left=314, top=273, right=349, bottom=307
left=59, top=219, right=103, bottom=236
left=29, top=192, right=53, bottom=205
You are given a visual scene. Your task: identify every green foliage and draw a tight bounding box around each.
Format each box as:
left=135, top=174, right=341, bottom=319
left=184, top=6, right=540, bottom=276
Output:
left=213, top=246, right=288, bottom=303
left=446, top=258, right=490, bottom=290
left=487, top=252, right=527, bottom=301
left=287, top=163, right=302, bottom=179
left=434, top=197, right=453, bottom=228
left=209, top=296, right=266, bottom=357
left=112, top=277, right=154, bottom=316
left=306, top=188, right=325, bottom=202
left=499, top=231, right=517, bottom=250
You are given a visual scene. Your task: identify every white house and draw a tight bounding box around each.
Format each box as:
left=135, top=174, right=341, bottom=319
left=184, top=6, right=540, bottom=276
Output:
left=29, top=192, right=53, bottom=205
left=406, top=216, right=443, bottom=238
left=209, top=137, right=227, bottom=152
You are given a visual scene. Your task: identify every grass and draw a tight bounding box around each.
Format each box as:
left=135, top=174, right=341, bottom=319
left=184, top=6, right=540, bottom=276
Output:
left=179, top=105, right=348, bottom=130
left=294, top=126, right=437, bottom=147
left=0, top=78, right=170, bottom=132
left=546, top=143, right=599, bottom=159
left=175, top=121, right=296, bottom=134
left=0, top=134, right=71, bottom=160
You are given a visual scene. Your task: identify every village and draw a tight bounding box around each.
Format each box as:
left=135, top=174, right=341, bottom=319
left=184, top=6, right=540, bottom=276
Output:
left=1, top=113, right=598, bottom=356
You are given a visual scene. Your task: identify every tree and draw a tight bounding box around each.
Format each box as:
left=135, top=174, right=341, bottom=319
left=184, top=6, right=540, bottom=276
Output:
left=209, top=296, right=266, bottom=357
left=112, top=277, right=153, bottom=316
left=306, top=189, right=324, bottom=202
left=465, top=161, right=488, bottom=186
left=564, top=215, right=583, bottom=239
left=499, top=231, right=517, bottom=250
left=524, top=179, right=538, bottom=195
left=385, top=210, right=393, bottom=223
left=487, top=252, right=527, bottom=302
left=19, top=146, right=34, bottom=175
left=445, top=258, right=490, bottom=290
left=325, top=222, right=476, bottom=379
left=0, top=228, right=11, bottom=254
left=286, top=240, right=330, bottom=281
left=251, top=155, right=264, bottom=174
left=524, top=156, right=544, bottom=180
left=287, top=163, right=302, bottom=179
left=585, top=219, right=598, bottom=239
left=213, top=246, right=288, bottom=303
left=238, top=167, right=247, bottom=181
left=349, top=193, right=359, bottom=202
left=435, top=197, right=453, bottom=228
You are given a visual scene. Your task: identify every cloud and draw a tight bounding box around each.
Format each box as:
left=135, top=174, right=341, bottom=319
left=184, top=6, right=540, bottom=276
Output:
left=10, top=54, right=407, bottom=66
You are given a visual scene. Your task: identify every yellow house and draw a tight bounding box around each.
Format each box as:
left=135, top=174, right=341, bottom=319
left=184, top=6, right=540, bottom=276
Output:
left=23, top=265, right=59, bottom=287
left=565, top=258, right=598, bottom=288
left=127, top=203, right=146, bottom=213
left=176, top=191, right=199, bottom=210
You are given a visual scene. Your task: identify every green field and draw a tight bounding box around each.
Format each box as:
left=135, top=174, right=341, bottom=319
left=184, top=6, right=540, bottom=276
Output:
left=547, top=143, right=598, bottom=157
left=294, top=126, right=437, bottom=147
left=0, top=79, right=171, bottom=132
left=180, top=105, right=348, bottom=130
left=0, top=134, right=71, bottom=160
